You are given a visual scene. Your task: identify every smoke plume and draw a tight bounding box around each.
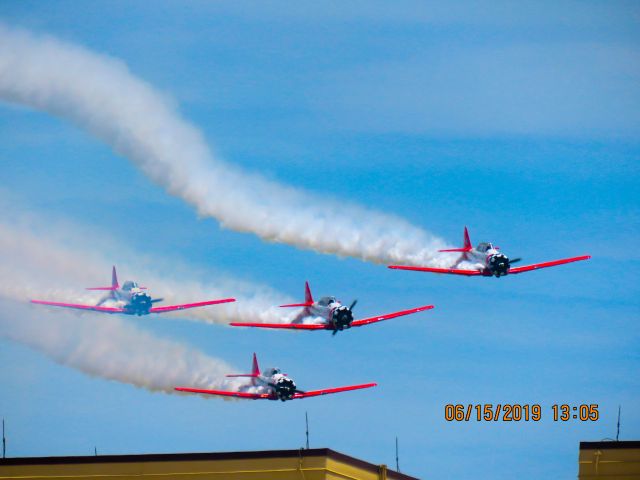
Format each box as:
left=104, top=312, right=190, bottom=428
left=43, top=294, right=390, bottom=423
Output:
left=0, top=299, right=239, bottom=394
left=0, top=214, right=285, bottom=395
left=0, top=24, right=452, bottom=267
left=0, top=216, right=293, bottom=325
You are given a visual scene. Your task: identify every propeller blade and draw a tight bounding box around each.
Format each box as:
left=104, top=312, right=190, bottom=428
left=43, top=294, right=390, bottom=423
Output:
left=332, top=329, right=338, bottom=336
left=349, top=299, right=358, bottom=310
left=150, top=298, right=164, bottom=303
left=509, top=258, right=522, bottom=265
left=294, top=389, right=306, bottom=394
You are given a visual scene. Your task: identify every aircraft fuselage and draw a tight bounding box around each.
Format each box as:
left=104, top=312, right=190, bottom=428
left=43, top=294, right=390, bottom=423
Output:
left=463, top=242, right=513, bottom=277
left=294, top=296, right=354, bottom=331
left=107, top=281, right=155, bottom=315
left=252, top=368, right=298, bottom=401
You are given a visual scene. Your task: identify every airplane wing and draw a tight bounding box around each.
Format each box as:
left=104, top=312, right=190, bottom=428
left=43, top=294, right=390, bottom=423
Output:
left=30, top=300, right=125, bottom=314
left=149, top=298, right=235, bottom=313
left=507, top=255, right=591, bottom=274
left=292, top=383, right=377, bottom=399
left=351, top=304, right=434, bottom=327
left=174, top=387, right=272, bottom=399
left=388, top=265, right=483, bottom=276
left=229, top=322, right=327, bottom=330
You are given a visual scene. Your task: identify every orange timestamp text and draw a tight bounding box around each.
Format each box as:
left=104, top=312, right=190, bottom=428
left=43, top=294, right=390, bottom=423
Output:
left=444, top=404, right=599, bottom=422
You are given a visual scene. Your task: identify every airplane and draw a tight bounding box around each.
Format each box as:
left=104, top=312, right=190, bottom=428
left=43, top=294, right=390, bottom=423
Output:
left=388, top=227, right=590, bottom=278
left=175, top=353, right=376, bottom=401
left=229, top=281, right=433, bottom=334
left=31, top=266, right=235, bottom=315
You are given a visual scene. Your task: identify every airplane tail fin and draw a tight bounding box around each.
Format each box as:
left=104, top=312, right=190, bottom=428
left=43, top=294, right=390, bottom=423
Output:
left=251, top=352, right=260, bottom=377
left=86, top=266, right=120, bottom=293
left=279, top=281, right=314, bottom=308
left=111, top=266, right=119, bottom=289
left=304, top=281, right=314, bottom=304
left=439, top=227, right=473, bottom=253
left=226, top=353, right=261, bottom=386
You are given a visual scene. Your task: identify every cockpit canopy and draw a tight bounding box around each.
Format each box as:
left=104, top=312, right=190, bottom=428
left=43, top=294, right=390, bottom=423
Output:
left=317, top=296, right=338, bottom=306
left=476, top=242, right=494, bottom=253
left=121, top=280, right=139, bottom=291
left=265, top=367, right=281, bottom=376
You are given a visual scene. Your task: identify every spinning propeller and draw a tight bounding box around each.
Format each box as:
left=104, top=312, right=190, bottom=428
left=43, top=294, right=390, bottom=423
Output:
left=332, top=299, right=358, bottom=336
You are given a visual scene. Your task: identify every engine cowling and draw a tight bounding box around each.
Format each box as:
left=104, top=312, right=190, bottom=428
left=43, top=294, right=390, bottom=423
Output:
left=128, top=292, right=153, bottom=315
left=274, top=377, right=297, bottom=401
left=332, top=306, right=354, bottom=331
left=488, top=254, right=510, bottom=277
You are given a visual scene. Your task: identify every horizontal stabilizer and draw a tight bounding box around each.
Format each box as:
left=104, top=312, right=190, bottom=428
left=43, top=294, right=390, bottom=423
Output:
left=279, top=302, right=314, bottom=308
left=279, top=281, right=315, bottom=308
left=439, top=226, right=473, bottom=253
left=87, top=265, right=120, bottom=290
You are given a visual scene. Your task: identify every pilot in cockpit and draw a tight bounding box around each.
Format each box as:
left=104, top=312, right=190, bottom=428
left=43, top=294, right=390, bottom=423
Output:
left=477, top=242, right=493, bottom=253
left=317, top=296, right=338, bottom=306
left=122, top=280, right=138, bottom=291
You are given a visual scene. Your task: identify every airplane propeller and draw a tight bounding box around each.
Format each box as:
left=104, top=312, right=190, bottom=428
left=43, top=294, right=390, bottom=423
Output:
left=151, top=298, right=164, bottom=303
left=509, top=258, right=522, bottom=265
left=332, top=300, right=358, bottom=336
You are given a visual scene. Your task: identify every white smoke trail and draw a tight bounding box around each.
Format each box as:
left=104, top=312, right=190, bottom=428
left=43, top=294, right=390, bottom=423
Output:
left=0, top=24, right=452, bottom=267
left=0, top=299, right=240, bottom=395
left=0, top=218, right=293, bottom=325
left=0, top=211, right=281, bottom=395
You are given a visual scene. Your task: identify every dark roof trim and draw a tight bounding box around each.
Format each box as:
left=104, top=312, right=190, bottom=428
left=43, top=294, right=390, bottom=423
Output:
left=0, top=448, right=417, bottom=480
left=580, top=441, right=640, bottom=450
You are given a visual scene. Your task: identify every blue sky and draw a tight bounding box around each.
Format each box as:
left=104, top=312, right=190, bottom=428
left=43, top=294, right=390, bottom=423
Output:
left=0, top=2, right=639, bottom=479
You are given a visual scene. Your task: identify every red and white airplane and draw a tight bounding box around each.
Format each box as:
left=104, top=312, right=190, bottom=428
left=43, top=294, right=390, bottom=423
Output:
left=389, top=227, right=590, bottom=278
left=230, top=282, right=433, bottom=334
left=31, top=266, right=235, bottom=316
left=175, top=353, right=376, bottom=402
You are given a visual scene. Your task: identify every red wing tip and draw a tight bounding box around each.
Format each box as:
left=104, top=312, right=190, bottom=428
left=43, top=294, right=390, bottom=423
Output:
left=197, top=297, right=236, bottom=305
left=356, top=383, right=377, bottom=389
